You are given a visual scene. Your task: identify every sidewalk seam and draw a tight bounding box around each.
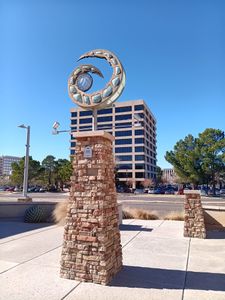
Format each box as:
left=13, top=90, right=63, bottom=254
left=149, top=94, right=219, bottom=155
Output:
left=122, top=220, right=164, bottom=249
left=181, top=237, right=191, bottom=300
left=0, top=245, right=62, bottom=275
left=60, top=282, right=82, bottom=300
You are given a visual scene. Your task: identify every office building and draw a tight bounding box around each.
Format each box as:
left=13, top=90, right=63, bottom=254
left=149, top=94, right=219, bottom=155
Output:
left=0, top=156, right=21, bottom=176
left=162, top=168, right=176, bottom=184
left=70, top=100, right=157, bottom=189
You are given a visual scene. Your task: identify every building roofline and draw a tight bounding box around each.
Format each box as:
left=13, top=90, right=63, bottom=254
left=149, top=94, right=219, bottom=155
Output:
left=70, top=99, right=156, bottom=122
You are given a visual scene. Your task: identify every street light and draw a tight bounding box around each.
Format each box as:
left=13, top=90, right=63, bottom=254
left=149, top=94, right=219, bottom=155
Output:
left=52, top=121, right=71, bottom=135
left=18, top=124, right=32, bottom=202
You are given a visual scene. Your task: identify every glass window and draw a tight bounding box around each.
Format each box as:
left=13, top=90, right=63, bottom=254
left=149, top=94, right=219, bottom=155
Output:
left=135, top=164, right=145, bottom=169
left=97, top=124, right=112, bottom=130
left=135, top=155, right=145, bottom=161
left=80, top=111, right=92, bottom=116
left=135, top=146, right=144, bottom=152
left=71, top=126, right=77, bottom=131
left=135, top=104, right=144, bottom=111
left=115, top=147, right=132, bottom=153
left=117, top=164, right=132, bottom=170
left=115, top=114, right=132, bottom=121
left=115, top=106, right=132, bottom=113
left=79, top=118, right=92, bottom=124
left=116, top=155, right=132, bottom=161
left=115, top=122, right=132, bottom=128
left=117, top=172, right=132, bottom=178
left=70, top=149, right=75, bottom=155
left=115, top=138, right=132, bottom=145
left=71, top=135, right=75, bottom=140
left=135, top=129, right=144, bottom=136
left=71, top=119, right=77, bottom=125
left=135, top=137, right=144, bottom=144
left=135, top=112, right=144, bottom=119
left=71, top=112, right=77, bottom=117
left=71, top=142, right=76, bottom=147
left=97, top=116, right=112, bottom=123
left=135, top=172, right=145, bottom=178
left=115, top=130, right=132, bottom=137
left=79, top=125, right=92, bottom=129
left=97, top=108, right=112, bottom=115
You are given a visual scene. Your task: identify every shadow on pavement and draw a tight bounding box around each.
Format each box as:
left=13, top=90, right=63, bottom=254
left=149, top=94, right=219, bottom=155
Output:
left=111, top=265, right=225, bottom=291
left=0, top=221, right=53, bottom=239
left=207, top=230, right=225, bottom=239
left=119, top=224, right=152, bottom=232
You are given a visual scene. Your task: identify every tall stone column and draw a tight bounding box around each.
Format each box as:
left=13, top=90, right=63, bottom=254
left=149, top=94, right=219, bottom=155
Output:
left=60, top=131, right=122, bottom=285
left=184, top=191, right=206, bottom=239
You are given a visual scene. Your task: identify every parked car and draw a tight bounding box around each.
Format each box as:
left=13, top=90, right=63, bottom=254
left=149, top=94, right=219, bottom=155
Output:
left=5, top=186, right=15, bottom=192
left=28, top=186, right=36, bottom=192
left=220, top=189, right=225, bottom=196
left=148, top=188, right=156, bottom=194
left=176, top=189, right=184, bottom=195
left=208, top=189, right=220, bottom=196
left=134, top=188, right=145, bottom=194
left=165, top=189, right=175, bottom=195
left=200, top=189, right=207, bottom=196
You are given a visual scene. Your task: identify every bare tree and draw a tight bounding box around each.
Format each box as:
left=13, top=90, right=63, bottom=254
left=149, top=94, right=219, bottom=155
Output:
left=141, top=178, right=153, bottom=189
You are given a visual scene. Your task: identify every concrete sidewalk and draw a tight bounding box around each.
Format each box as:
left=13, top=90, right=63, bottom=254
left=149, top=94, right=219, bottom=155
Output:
left=0, top=220, right=225, bottom=300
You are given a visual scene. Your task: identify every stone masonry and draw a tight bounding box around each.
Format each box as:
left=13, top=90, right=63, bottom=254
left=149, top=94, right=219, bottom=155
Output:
left=184, top=191, right=206, bottom=239
left=60, top=131, right=122, bottom=285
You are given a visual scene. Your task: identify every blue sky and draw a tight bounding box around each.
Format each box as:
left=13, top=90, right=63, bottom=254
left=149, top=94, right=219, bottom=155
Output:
left=1, top=0, right=225, bottom=168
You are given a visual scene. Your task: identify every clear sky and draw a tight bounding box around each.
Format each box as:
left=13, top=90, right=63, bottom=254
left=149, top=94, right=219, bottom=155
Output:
left=1, top=0, right=225, bottom=168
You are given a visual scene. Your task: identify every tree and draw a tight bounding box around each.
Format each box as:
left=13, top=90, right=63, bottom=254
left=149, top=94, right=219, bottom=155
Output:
left=141, top=178, right=153, bottom=189
left=126, top=178, right=134, bottom=188
left=156, top=166, right=163, bottom=185
left=165, top=128, right=225, bottom=193
left=55, top=159, right=73, bottom=190
left=42, top=155, right=57, bottom=186
left=11, top=156, right=43, bottom=186
left=165, top=134, right=205, bottom=186
left=197, top=129, right=225, bottom=193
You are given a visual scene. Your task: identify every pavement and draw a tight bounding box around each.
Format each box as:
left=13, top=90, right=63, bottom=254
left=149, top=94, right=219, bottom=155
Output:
left=0, top=219, right=225, bottom=300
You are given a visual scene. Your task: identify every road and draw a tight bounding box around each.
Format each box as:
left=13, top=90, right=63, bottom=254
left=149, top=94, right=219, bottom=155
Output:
left=1, top=191, right=225, bottom=218
left=118, top=193, right=225, bottom=217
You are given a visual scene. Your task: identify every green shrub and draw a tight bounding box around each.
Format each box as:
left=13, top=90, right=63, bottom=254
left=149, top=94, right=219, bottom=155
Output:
left=24, top=205, right=48, bottom=223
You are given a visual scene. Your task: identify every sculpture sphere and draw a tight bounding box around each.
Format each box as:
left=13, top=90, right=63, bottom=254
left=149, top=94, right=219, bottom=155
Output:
left=68, top=49, right=126, bottom=110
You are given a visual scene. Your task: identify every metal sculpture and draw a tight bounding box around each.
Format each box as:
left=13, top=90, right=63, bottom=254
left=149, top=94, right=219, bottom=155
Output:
left=68, top=49, right=126, bottom=111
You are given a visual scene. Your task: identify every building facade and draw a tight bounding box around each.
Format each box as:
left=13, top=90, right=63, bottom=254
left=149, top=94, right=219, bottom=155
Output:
left=70, top=100, right=157, bottom=188
left=0, top=156, right=21, bottom=176
left=162, top=168, right=176, bottom=184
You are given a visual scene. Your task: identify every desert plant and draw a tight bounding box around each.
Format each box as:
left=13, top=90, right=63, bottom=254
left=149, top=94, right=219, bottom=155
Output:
left=123, top=208, right=159, bottom=220
left=24, top=205, right=48, bottom=223
left=52, top=201, right=69, bottom=225
left=164, top=211, right=184, bottom=221
left=122, top=209, right=134, bottom=219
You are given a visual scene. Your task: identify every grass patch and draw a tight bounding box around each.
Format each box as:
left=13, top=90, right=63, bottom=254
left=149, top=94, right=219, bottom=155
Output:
left=164, top=211, right=184, bottom=221
left=52, top=201, right=69, bottom=225
left=123, top=208, right=159, bottom=220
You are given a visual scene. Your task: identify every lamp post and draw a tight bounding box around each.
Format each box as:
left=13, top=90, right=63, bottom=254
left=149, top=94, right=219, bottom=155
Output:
left=18, top=124, right=32, bottom=202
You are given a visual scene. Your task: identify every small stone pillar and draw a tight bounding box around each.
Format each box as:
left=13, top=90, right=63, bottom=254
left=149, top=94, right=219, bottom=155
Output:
left=184, top=190, right=206, bottom=239
left=60, top=131, right=122, bottom=285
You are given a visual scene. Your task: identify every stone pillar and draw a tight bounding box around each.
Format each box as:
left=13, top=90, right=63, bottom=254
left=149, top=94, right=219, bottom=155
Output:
left=184, top=191, right=206, bottom=239
left=60, top=131, right=122, bottom=285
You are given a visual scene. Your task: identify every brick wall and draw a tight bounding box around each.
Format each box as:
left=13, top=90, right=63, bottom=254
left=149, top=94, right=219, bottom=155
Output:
left=60, top=131, right=122, bottom=285
left=184, top=191, right=206, bottom=239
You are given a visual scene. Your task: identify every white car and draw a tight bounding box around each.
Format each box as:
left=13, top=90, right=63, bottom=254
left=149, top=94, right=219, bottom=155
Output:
left=220, top=189, right=225, bottom=196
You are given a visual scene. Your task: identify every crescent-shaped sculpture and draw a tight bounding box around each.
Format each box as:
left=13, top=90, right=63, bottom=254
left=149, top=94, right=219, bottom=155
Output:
left=68, top=49, right=126, bottom=110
